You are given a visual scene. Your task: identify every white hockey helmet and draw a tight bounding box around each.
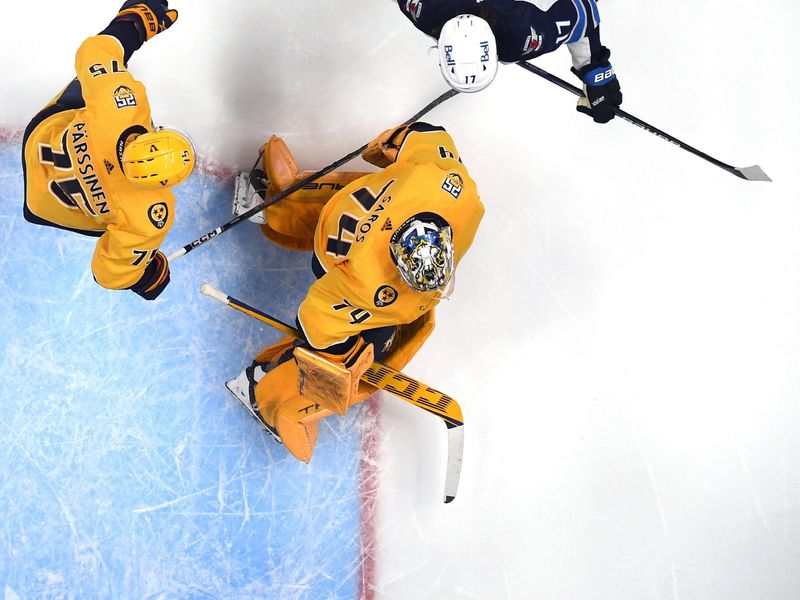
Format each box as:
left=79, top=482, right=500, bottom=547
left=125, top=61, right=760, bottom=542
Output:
left=437, top=15, right=498, bottom=93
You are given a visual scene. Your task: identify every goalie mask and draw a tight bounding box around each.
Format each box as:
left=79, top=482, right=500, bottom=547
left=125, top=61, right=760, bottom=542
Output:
left=438, top=14, right=498, bottom=93
left=390, top=214, right=454, bottom=292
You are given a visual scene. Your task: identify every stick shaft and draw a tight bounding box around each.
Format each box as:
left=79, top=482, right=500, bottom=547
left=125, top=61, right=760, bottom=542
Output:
left=170, top=89, right=460, bottom=262
left=516, top=61, right=769, bottom=181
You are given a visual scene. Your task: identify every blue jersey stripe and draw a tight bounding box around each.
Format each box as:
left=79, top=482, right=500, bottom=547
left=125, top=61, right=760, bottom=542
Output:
left=587, top=0, right=601, bottom=25
left=567, top=0, right=587, bottom=44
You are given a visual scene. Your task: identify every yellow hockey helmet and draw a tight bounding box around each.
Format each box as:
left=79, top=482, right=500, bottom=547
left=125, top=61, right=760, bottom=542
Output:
left=122, top=127, right=196, bottom=190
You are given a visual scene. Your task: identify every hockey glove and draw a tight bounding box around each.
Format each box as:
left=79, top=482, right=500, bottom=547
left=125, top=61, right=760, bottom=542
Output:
left=572, top=46, right=622, bottom=124
left=128, top=251, right=170, bottom=300
left=113, top=0, right=178, bottom=44
left=362, top=125, right=411, bottom=168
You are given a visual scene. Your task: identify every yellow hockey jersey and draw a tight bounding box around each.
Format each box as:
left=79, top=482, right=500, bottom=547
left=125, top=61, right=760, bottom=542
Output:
left=298, top=127, right=485, bottom=349
left=23, top=35, right=174, bottom=290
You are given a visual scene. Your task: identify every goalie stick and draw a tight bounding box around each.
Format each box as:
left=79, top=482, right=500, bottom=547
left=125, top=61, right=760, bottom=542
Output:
left=200, top=283, right=464, bottom=504
left=517, top=61, right=771, bottom=182
left=168, top=89, right=460, bottom=262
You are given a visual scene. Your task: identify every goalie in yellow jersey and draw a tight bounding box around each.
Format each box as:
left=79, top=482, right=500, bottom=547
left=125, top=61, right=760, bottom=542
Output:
left=226, top=122, right=484, bottom=462
left=22, top=0, right=194, bottom=300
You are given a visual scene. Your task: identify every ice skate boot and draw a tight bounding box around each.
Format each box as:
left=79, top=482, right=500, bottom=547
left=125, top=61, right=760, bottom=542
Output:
left=225, top=363, right=282, bottom=443
left=232, top=169, right=268, bottom=225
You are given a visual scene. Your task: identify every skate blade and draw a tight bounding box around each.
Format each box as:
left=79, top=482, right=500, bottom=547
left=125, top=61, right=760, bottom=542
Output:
left=232, top=172, right=267, bottom=224
left=225, top=378, right=282, bottom=443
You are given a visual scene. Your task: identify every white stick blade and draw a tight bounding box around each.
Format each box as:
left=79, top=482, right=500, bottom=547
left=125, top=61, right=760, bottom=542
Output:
left=444, top=424, right=464, bottom=503
left=737, top=165, right=772, bottom=182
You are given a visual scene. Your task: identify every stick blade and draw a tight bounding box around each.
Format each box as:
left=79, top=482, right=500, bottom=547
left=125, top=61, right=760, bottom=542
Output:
left=444, top=424, right=464, bottom=503
left=735, top=165, right=772, bottom=182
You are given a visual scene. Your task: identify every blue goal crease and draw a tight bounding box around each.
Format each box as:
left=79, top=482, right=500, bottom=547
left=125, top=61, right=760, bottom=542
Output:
left=0, top=142, right=366, bottom=600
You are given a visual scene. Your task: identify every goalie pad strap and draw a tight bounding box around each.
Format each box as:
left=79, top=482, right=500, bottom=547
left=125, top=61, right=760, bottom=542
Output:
left=294, top=342, right=374, bottom=416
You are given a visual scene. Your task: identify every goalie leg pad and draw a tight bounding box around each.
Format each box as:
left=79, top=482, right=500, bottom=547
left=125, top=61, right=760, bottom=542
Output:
left=274, top=413, right=318, bottom=464
left=294, top=342, right=374, bottom=416
left=257, top=136, right=368, bottom=251
left=254, top=335, right=297, bottom=365
left=261, top=135, right=299, bottom=192
left=254, top=358, right=325, bottom=463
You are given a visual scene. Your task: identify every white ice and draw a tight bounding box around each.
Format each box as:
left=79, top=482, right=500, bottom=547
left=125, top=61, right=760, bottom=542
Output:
left=2, top=0, right=799, bottom=598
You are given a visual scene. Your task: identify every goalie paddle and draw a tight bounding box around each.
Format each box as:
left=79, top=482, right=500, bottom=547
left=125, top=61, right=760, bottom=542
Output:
left=168, top=89, right=460, bottom=262
left=517, top=61, right=771, bottom=182
left=200, top=283, right=464, bottom=504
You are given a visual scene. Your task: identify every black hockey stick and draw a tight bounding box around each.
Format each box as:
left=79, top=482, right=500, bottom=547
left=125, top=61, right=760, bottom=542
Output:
left=168, top=89, right=460, bottom=261
left=200, top=283, right=464, bottom=503
left=517, top=61, right=771, bottom=182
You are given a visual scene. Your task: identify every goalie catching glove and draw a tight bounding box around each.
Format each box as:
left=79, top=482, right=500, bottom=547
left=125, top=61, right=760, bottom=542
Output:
left=362, top=124, right=413, bottom=168
left=572, top=46, right=622, bottom=124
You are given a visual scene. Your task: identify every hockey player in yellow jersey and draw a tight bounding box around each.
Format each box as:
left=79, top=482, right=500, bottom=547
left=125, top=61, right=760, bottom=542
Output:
left=226, top=122, right=484, bottom=462
left=22, top=1, right=194, bottom=300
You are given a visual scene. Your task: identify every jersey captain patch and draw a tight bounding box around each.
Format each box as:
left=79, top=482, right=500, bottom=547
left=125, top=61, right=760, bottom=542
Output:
left=148, top=202, right=169, bottom=229
left=374, top=285, right=398, bottom=308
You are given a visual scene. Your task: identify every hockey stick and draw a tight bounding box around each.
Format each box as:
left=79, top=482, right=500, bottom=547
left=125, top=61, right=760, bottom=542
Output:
left=200, top=283, right=464, bottom=504
left=168, top=89, right=460, bottom=262
left=517, top=61, right=771, bottom=182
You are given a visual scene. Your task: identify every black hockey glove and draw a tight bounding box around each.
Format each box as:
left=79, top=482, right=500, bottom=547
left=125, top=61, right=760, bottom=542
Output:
left=572, top=46, right=622, bottom=124
left=113, top=1, right=178, bottom=44
left=102, top=1, right=177, bottom=62
left=128, top=251, right=170, bottom=301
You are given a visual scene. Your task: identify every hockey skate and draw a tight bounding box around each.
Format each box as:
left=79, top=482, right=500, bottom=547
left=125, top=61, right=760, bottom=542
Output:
left=225, top=364, right=282, bottom=443
left=231, top=169, right=268, bottom=225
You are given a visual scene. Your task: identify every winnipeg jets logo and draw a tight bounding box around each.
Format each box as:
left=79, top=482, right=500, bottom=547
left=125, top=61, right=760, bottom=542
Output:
left=522, top=26, right=542, bottom=56
left=405, top=0, right=422, bottom=20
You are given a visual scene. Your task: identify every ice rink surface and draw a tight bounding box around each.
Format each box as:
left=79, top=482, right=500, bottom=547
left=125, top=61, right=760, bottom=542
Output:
left=2, top=1, right=800, bottom=599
